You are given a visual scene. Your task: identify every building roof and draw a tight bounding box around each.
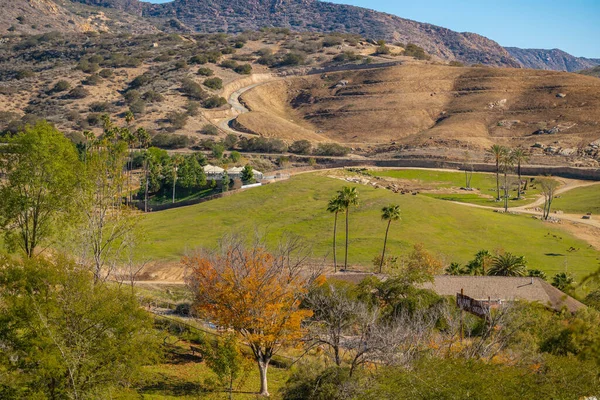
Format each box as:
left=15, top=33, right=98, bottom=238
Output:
left=324, top=274, right=585, bottom=314
left=421, top=275, right=585, bottom=313
left=204, top=165, right=224, bottom=174
left=227, top=166, right=244, bottom=174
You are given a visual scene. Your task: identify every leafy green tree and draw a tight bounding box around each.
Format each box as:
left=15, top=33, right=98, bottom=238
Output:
left=241, top=165, right=255, bottom=183
left=379, top=205, right=400, bottom=273
left=0, top=256, right=159, bottom=398
left=488, top=253, right=527, bottom=276
left=327, top=196, right=344, bottom=272
left=487, top=144, right=508, bottom=201
left=0, top=122, right=80, bottom=257
left=222, top=171, right=230, bottom=193
left=337, top=186, right=359, bottom=270
left=499, top=150, right=515, bottom=211
left=177, top=154, right=207, bottom=189
left=202, top=334, right=252, bottom=399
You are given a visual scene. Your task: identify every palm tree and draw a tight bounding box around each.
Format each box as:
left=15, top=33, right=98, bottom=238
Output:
left=379, top=204, right=400, bottom=273
left=488, top=253, right=527, bottom=276
left=487, top=144, right=508, bottom=201
left=327, top=197, right=344, bottom=272
left=337, top=186, right=359, bottom=271
left=465, top=250, right=493, bottom=275
left=552, top=272, right=575, bottom=291
left=445, top=262, right=464, bottom=275
left=499, top=151, right=515, bottom=212
left=511, top=147, right=529, bottom=199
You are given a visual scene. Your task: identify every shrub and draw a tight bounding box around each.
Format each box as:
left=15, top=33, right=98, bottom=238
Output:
left=174, top=60, right=188, bottom=70
left=314, top=143, right=349, bottom=156
left=449, top=61, right=465, bottom=67
left=166, top=111, right=188, bottom=129
left=130, top=74, right=151, bottom=89
left=67, top=86, right=89, bottom=99
left=223, top=133, right=238, bottom=149
left=323, top=36, right=343, bottom=47
left=234, top=64, right=252, bottom=75
left=51, top=80, right=70, bottom=93
left=239, top=137, right=288, bottom=153
left=124, top=90, right=141, bottom=104
left=181, top=78, right=207, bottom=100
left=203, top=96, right=227, bottom=109
left=82, top=74, right=101, bottom=86
left=89, top=102, right=111, bottom=112
left=220, top=59, right=238, bottom=69
left=289, top=139, right=312, bottom=154
left=86, top=113, right=101, bottom=126
left=151, top=133, right=191, bottom=149
left=201, top=124, right=218, bottom=135
left=203, top=77, right=223, bottom=90
left=197, top=67, right=214, bottom=76
left=206, top=51, right=222, bottom=63
left=77, top=59, right=100, bottom=74
left=98, top=69, right=114, bottom=78
left=185, top=100, right=200, bottom=116
left=189, top=54, right=208, bottom=64
left=229, top=150, right=241, bottom=162
left=375, top=45, right=390, bottom=55
left=142, top=90, right=164, bottom=103
left=129, top=99, right=145, bottom=115
left=404, top=43, right=431, bottom=60
left=15, top=69, right=34, bottom=80
left=280, top=52, right=305, bottom=66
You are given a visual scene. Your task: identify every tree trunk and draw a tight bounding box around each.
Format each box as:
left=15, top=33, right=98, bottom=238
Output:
left=258, top=360, right=270, bottom=396
left=517, top=162, right=522, bottom=199
left=344, top=208, right=349, bottom=270
left=504, top=170, right=508, bottom=212
left=380, top=220, right=391, bottom=273
left=144, top=160, right=149, bottom=213
left=495, top=159, right=500, bottom=201
left=333, top=211, right=338, bottom=272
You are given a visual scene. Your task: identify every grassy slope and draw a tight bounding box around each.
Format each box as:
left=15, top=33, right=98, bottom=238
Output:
left=370, top=169, right=543, bottom=206
left=553, top=184, right=600, bottom=214
left=139, top=173, right=599, bottom=279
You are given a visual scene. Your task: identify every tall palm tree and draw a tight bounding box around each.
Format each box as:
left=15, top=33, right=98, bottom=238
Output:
left=511, top=147, right=529, bottom=199
left=488, top=253, right=527, bottom=276
left=499, top=151, right=515, bottom=212
left=487, top=144, right=508, bottom=201
left=337, top=186, right=359, bottom=271
left=379, top=204, right=400, bottom=273
left=327, top=197, right=344, bottom=272
left=465, top=250, right=493, bottom=275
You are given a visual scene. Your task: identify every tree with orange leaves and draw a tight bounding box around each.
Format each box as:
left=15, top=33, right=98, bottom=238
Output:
left=184, top=235, right=320, bottom=397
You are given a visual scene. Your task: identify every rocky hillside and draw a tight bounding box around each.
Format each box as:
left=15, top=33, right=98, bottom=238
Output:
left=506, top=47, right=600, bottom=72
left=1, top=0, right=157, bottom=35
left=66, top=0, right=519, bottom=68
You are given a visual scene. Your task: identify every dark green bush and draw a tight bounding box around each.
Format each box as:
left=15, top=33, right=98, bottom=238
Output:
left=197, top=67, right=214, bottom=76
left=203, top=77, right=223, bottom=90
left=314, top=143, right=349, bottom=156
left=203, top=96, right=227, bottom=109
left=234, top=64, right=252, bottom=75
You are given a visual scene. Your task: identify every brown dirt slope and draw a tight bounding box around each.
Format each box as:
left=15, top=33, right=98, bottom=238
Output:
left=238, top=63, right=600, bottom=149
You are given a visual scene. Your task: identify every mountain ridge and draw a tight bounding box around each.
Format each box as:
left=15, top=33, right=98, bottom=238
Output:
left=506, top=47, right=600, bottom=72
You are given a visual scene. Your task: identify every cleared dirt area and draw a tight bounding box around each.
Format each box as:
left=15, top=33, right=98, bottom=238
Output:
left=238, top=63, right=600, bottom=150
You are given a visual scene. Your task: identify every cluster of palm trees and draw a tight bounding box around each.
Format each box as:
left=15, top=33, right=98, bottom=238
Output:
left=327, top=186, right=401, bottom=273
left=486, top=145, right=529, bottom=211
left=446, top=250, right=529, bottom=277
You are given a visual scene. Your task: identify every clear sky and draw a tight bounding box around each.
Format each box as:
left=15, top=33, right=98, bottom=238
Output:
left=143, top=0, right=600, bottom=58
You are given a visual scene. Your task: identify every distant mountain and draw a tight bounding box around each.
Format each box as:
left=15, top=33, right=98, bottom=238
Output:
left=506, top=47, right=600, bottom=72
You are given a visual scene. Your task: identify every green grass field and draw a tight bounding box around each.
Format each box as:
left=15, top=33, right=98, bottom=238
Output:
left=370, top=169, right=544, bottom=207
left=139, top=173, right=599, bottom=280
left=553, top=184, right=600, bottom=215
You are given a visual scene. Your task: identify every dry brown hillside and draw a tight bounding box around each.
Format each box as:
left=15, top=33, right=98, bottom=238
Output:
left=237, top=63, right=600, bottom=151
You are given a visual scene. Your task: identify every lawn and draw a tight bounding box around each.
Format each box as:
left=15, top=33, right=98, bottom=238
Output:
left=553, top=184, right=600, bottom=215
left=369, top=168, right=545, bottom=207
left=139, top=173, right=599, bottom=280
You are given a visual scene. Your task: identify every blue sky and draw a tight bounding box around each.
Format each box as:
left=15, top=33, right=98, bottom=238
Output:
left=143, top=0, right=600, bottom=58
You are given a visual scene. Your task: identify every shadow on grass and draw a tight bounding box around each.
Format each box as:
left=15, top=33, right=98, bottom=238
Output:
left=545, top=253, right=565, bottom=257
left=139, top=378, right=205, bottom=397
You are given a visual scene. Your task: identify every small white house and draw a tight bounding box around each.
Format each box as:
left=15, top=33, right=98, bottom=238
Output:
left=227, top=167, right=263, bottom=180
left=203, top=165, right=225, bottom=180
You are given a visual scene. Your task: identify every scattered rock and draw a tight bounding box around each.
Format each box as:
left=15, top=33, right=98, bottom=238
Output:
left=556, top=93, right=566, bottom=98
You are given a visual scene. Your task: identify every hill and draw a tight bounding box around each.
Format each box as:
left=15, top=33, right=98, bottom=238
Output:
left=138, top=172, right=600, bottom=280
left=0, top=0, right=157, bottom=35
left=580, top=66, right=600, bottom=78
left=237, top=63, right=600, bottom=154
left=506, top=47, right=600, bottom=72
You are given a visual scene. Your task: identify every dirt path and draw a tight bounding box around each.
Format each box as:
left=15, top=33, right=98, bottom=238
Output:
left=217, top=75, right=280, bottom=135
